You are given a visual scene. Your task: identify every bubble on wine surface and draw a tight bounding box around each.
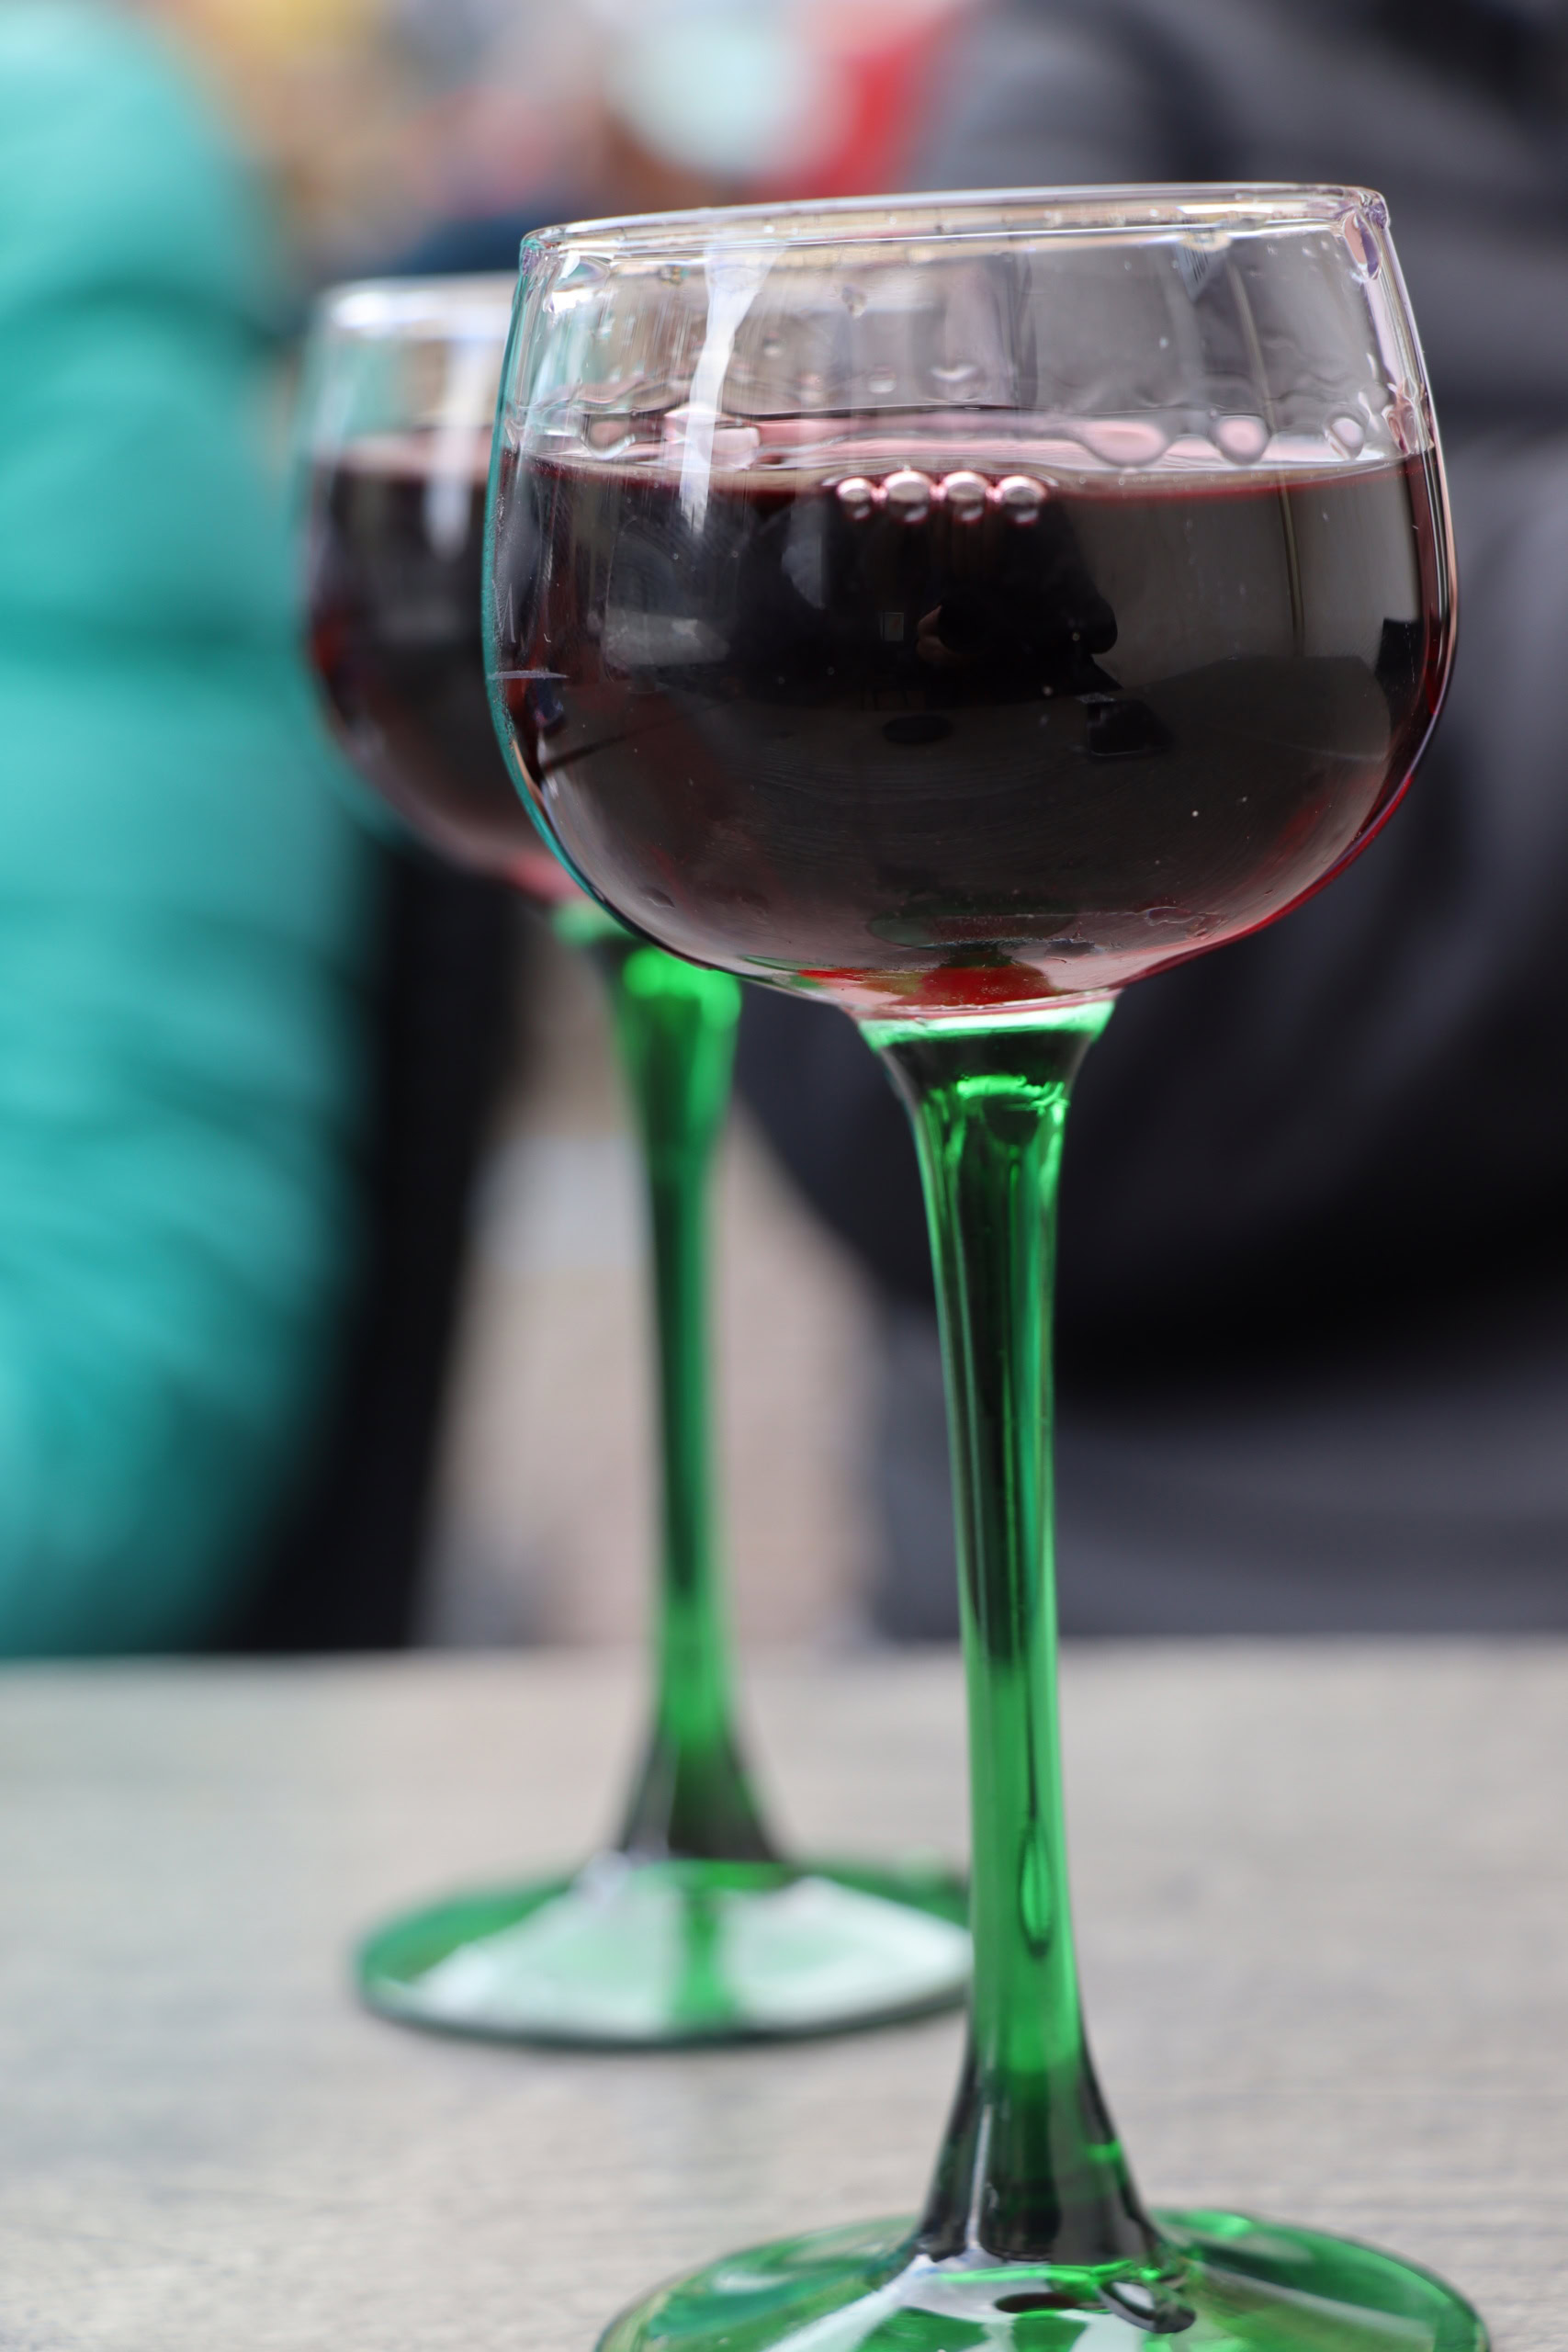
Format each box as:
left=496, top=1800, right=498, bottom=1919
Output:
left=1076, top=418, right=1170, bottom=468
left=993, top=475, right=1045, bottom=520
left=1214, top=414, right=1270, bottom=464
left=941, top=470, right=988, bottom=518
left=834, top=476, right=876, bottom=519
left=883, top=469, right=933, bottom=520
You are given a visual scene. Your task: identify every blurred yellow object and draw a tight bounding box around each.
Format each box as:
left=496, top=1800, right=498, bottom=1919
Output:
left=166, top=0, right=382, bottom=65
left=137, top=0, right=422, bottom=262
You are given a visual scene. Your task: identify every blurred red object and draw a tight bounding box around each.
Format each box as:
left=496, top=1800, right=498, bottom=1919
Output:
left=773, top=0, right=974, bottom=200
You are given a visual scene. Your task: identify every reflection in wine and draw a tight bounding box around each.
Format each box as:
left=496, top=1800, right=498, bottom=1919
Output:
left=493, top=436, right=1448, bottom=1017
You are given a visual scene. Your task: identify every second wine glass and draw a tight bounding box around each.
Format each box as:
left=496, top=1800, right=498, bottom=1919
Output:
left=299, top=275, right=969, bottom=2047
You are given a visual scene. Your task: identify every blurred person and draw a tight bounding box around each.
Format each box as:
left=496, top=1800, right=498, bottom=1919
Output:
left=0, top=1, right=511, bottom=1652
left=737, top=0, right=1568, bottom=1634
left=388, top=0, right=971, bottom=275
left=590, top=0, right=967, bottom=205
left=135, top=0, right=449, bottom=271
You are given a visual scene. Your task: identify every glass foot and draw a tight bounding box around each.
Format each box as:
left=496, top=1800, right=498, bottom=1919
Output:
left=599, top=2211, right=1486, bottom=2351
left=356, top=1855, right=969, bottom=2047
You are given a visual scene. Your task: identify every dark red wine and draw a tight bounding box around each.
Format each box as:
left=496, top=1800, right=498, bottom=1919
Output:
left=491, top=441, right=1450, bottom=1017
left=306, top=431, right=571, bottom=903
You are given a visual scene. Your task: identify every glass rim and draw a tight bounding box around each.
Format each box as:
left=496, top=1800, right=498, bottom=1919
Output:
left=311, top=272, right=516, bottom=339
left=524, top=182, right=1388, bottom=261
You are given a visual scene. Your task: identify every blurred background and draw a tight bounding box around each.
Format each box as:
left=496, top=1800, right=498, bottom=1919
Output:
left=140, top=0, right=974, bottom=266
left=0, top=0, right=976, bottom=1659
left=217, top=0, right=976, bottom=1652
left=6, top=0, right=1568, bottom=1657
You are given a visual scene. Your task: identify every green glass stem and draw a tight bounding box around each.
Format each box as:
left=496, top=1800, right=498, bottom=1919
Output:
left=871, top=1003, right=1158, bottom=2278
left=566, top=911, right=774, bottom=1866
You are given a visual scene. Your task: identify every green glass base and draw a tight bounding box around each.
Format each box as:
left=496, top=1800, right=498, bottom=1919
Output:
left=599, top=2211, right=1486, bottom=2352
left=356, top=1856, right=969, bottom=2047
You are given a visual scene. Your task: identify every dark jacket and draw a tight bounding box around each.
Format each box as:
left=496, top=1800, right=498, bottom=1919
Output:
left=738, top=0, right=1568, bottom=1630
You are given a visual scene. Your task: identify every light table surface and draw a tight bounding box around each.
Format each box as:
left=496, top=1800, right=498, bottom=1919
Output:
left=0, top=1645, right=1562, bottom=2348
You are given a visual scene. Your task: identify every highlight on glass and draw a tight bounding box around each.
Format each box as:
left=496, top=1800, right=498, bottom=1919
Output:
left=486, top=187, right=1481, bottom=2346
left=297, top=274, right=970, bottom=2048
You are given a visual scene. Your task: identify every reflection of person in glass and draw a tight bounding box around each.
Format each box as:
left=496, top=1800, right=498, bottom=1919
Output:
left=739, top=0, right=1568, bottom=1636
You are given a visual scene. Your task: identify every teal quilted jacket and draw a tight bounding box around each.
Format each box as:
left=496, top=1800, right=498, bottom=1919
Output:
left=0, top=4, right=375, bottom=1650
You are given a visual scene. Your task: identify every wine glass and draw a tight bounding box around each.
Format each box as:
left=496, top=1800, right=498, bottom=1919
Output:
left=297, top=276, right=969, bottom=2046
left=487, top=190, right=1483, bottom=2345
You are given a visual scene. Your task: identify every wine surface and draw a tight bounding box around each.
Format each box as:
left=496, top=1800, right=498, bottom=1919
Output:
left=307, top=433, right=570, bottom=902
left=492, top=440, right=1450, bottom=1016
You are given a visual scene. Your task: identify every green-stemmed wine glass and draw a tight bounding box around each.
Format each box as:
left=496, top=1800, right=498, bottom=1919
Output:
left=486, top=189, right=1483, bottom=2344
left=299, top=276, right=969, bottom=2046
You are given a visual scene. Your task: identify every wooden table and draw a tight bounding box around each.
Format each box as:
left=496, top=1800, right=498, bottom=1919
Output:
left=0, top=1647, right=1561, bottom=2348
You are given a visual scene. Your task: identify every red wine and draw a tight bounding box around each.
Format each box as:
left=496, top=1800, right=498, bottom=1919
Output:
left=306, top=432, right=571, bottom=904
left=492, top=439, right=1450, bottom=1017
